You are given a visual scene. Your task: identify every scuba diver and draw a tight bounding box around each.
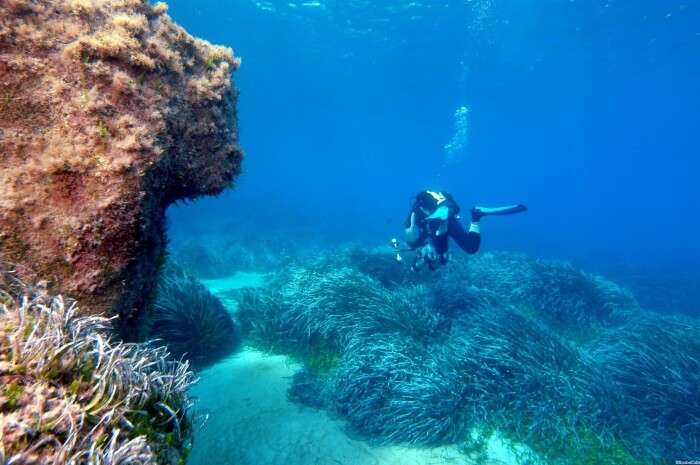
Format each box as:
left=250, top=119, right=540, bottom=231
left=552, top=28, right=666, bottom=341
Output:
left=392, top=190, right=527, bottom=272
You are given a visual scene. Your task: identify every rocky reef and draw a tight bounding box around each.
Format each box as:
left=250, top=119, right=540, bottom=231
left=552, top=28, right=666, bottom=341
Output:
left=0, top=0, right=243, bottom=337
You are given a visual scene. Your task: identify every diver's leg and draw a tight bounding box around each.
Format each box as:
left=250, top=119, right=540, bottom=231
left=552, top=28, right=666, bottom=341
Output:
left=448, top=217, right=480, bottom=254
left=433, top=234, right=449, bottom=262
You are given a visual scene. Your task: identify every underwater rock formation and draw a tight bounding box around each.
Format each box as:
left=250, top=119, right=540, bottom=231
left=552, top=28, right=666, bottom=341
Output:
left=0, top=0, right=243, bottom=336
left=0, top=272, right=195, bottom=464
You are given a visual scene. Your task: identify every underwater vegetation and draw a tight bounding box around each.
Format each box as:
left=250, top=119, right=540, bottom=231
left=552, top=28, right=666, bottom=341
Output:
left=0, top=0, right=242, bottom=338
left=584, top=316, right=700, bottom=462
left=147, top=266, right=239, bottom=370
left=0, top=270, right=195, bottom=464
left=238, top=248, right=700, bottom=464
left=450, top=253, right=639, bottom=341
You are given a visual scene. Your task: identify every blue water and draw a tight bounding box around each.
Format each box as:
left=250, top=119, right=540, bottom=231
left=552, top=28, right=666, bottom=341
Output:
left=166, top=0, right=700, bottom=314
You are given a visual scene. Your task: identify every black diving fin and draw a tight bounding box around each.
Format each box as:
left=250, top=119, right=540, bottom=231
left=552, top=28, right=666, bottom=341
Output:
left=474, top=204, right=528, bottom=216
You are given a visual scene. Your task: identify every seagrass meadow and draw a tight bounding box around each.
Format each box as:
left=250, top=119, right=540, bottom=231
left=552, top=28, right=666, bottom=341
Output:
left=230, top=248, right=699, bottom=464
left=142, top=235, right=697, bottom=465
left=4, top=241, right=698, bottom=464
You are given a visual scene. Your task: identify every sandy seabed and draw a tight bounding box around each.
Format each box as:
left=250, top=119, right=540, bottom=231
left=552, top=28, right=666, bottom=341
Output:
left=201, top=272, right=267, bottom=311
left=188, top=349, right=471, bottom=465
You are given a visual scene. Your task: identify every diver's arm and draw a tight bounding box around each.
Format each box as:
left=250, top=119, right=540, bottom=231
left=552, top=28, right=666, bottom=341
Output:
left=448, top=215, right=480, bottom=254
left=405, top=212, right=421, bottom=248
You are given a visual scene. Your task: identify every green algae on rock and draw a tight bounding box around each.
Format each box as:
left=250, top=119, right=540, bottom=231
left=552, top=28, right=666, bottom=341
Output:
left=0, top=0, right=243, bottom=338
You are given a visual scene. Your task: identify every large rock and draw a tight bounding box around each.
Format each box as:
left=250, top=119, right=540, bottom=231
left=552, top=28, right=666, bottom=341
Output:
left=0, top=0, right=243, bottom=337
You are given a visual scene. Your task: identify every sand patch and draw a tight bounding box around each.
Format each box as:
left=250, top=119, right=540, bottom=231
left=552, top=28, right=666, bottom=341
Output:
left=188, top=348, right=471, bottom=465
left=201, top=272, right=267, bottom=311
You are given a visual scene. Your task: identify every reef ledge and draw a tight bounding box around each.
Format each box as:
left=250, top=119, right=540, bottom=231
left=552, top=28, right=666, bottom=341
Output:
left=0, top=0, right=243, bottom=337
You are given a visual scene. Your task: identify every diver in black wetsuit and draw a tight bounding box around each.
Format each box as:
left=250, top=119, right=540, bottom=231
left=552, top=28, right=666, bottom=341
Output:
left=399, top=190, right=527, bottom=271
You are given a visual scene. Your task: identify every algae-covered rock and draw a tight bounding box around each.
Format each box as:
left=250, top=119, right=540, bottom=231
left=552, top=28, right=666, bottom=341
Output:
left=0, top=0, right=243, bottom=337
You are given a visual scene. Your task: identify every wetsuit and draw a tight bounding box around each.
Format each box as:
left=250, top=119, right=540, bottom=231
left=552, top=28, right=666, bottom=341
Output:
left=404, top=191, right=481, bottom=264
